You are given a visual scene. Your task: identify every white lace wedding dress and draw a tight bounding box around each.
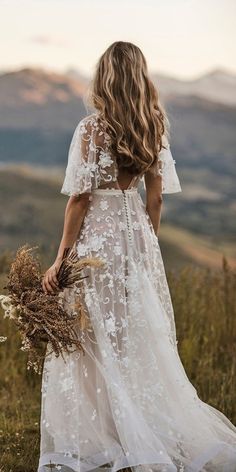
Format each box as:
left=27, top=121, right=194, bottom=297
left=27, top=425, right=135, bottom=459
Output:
left=38, top=113, right=236, bottom=472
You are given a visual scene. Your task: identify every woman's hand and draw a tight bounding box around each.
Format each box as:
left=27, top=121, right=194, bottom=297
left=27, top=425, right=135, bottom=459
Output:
left=42, top=258, right=62, bottom=294
left=41, top=193, right=90, bottom=295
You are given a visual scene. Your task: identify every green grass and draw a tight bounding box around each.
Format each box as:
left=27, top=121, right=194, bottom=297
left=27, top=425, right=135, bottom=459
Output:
left=0, top=253, right=236, bottom=471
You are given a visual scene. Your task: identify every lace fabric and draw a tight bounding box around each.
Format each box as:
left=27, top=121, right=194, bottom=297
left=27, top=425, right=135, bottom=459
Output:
left=60, top=114, right=118, bottom=196
left=60, top=113, right=181, bottom=196
left=146, top=135, right=182, bottom=194
left=37, top=115, right=236, bottom=472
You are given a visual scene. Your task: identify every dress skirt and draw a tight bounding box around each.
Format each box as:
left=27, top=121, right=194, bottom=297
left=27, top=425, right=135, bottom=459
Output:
left=38, top=188, right=236, bottom=472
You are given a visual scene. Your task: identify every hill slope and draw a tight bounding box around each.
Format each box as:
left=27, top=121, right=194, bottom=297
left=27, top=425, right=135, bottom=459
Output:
left=0, top=167, right=235, bottom=270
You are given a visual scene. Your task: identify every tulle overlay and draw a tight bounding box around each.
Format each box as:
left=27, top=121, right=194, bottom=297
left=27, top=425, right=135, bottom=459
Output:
left=38, top=114, right=236, bottom=471
left=38, top=189, right=236, bottom=472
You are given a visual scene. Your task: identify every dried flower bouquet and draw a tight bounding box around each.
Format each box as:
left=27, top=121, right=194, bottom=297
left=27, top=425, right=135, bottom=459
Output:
left=0, top=244, right=104, bottom=373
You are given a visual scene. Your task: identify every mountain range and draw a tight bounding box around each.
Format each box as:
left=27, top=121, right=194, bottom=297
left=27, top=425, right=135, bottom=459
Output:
left=0, top=66, right=235, bottom=265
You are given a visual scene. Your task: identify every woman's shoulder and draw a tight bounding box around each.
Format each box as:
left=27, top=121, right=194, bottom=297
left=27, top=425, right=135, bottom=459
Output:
left=74, top=112, right=94, bottom=132
left=76, top=111, right=107, bottom=138
left=75, top=112, right=111, bottom=151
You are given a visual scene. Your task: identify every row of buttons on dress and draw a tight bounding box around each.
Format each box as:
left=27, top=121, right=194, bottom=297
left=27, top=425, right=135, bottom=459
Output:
left=122, top=190, right=133, bottom=244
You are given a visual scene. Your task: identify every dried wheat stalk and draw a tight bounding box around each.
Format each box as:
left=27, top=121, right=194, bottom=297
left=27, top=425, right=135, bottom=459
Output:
left=0, top=244, right=104, bottom=373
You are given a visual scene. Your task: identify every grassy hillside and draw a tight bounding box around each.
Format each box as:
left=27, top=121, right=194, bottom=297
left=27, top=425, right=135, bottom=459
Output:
left=0, top=168, right=64, bottom=261
left=0, top=164, right=235, bottom=471
left=160, top=225, right=236, bottom=269
left=161, top=96, right=236, bottom=242
left=0, top=256, right=236, bottom=471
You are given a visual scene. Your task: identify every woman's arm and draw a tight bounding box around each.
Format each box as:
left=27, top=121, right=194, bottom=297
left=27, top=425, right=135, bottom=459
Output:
left=144, top=171, right=163, bottom=236
left=42, top=193, right=90, bottom=294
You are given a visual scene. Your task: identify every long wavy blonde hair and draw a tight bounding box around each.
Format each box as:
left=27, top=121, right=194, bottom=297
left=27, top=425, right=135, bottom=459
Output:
left=90, top=41, right=169, bottom=175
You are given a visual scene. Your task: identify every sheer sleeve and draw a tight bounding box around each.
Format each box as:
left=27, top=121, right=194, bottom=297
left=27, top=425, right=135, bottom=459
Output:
left=148, top=135, right=182, bottom=194
left=60, top=114, right=116, bottom=196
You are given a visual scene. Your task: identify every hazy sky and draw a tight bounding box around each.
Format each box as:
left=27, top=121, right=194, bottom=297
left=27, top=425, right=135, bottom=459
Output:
left=0, top=0, right=235, bottom=79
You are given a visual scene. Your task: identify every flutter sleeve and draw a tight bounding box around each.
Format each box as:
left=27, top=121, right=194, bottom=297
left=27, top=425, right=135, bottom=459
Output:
left=157, top=135, right=182, bottom=194
left=61, top=115, right=115, bottom=196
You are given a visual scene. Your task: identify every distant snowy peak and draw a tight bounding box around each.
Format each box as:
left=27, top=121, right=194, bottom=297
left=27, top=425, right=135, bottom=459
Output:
left=204, top=68, right=236, bottom=84
left=153, top=68, right=236, bottom=106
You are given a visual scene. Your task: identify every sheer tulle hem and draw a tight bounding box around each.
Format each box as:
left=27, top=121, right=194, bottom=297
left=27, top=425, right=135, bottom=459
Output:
left=38, top=440, right=236, bottom=472
left=38, top=447, right=176, bottom=472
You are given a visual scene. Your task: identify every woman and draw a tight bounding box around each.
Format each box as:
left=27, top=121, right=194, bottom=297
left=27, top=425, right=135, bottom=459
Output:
left=38, top=42, right=236, bottom=472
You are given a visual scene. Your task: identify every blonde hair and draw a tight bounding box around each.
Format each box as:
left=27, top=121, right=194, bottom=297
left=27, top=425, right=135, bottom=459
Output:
left=90, top=41, right=169, bottom=175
